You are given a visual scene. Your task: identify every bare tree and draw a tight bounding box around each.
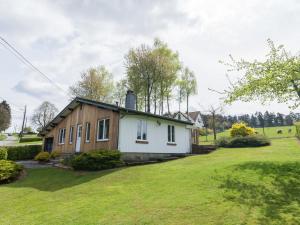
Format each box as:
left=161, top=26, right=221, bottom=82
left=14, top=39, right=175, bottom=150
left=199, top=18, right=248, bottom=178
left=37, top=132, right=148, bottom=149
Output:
left=32, top=101, right=58, bottom=131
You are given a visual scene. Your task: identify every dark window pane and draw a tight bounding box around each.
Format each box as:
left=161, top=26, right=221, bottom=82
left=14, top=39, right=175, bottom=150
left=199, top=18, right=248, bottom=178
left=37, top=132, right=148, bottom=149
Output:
left=172, top=126, right=175, bottom=142
left=168, top=125, right=171, bottom=142
left=86, top=123, right=90, bottom=141
left=105, top=119, right=109, bottom=139
left=99, top=120, right=104, bottom=140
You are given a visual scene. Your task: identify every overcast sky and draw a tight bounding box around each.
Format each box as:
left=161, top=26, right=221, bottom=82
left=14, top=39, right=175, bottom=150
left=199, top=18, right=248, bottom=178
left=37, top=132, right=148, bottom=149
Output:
left=0, top=0, right=300, bottom=131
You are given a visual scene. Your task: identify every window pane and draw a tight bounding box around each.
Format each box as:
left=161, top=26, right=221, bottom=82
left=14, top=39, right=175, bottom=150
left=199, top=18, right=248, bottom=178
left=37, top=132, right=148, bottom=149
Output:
left=168, top=125, right=171, bottom=142
left=59, top=129, right=61, bottom=143
left=172, top=126, right=175, bottom=142
left=104, top=119, right=109, bottom=139
left=69, top=127, right=73, bottom=143
left=86, top=123, right=90, bottom=141
left=137, top=120, right=141, bottom=140
left=63, top=129, right=66, bottom=143
left=142, top=121, right=147, bottom=140
left=98, top=120, right=104, bottom=140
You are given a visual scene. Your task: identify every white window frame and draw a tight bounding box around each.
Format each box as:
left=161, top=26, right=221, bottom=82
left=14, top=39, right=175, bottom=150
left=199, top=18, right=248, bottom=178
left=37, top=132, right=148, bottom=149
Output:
left=137, top=120, right=147, bottom=141
left=69, top=126, right=74, bottom=144
left=58, top=128, right=66, bottom=145
left=85, top=122, right=91, bottom=143
left=97, top=119, right=109, bottom=141
left=168, top=125, right=175, bottom=143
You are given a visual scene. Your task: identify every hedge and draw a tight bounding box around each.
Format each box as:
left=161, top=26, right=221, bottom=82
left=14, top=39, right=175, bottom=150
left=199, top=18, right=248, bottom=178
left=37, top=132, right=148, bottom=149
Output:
left=0, top=148, right=8, bottom=160
left=70, top=150, right=123, bottom=171
left=19, top=137, right=42, bottom=143
left=0, top=160, right=23, bottom=184
left=5, top=145, right=42, bottom=161
left=216, top=135, right=271, bottom=148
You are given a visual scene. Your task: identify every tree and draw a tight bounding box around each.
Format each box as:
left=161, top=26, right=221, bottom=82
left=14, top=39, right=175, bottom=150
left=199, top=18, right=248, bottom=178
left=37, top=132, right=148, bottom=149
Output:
left=256, top=112, right=265, bottom=134
left=0, top=101, right=11, bottom=132
left=179, top=67, right=198, bottom=114
left=32, top=101, right=58, bottom=131
left=125, top=39, right=181, bottom=113
left=69, top=66, right=114, bottom=102
left=113, top=79, right=128, bottom=107
left=222, top=39, right=300, bottom=109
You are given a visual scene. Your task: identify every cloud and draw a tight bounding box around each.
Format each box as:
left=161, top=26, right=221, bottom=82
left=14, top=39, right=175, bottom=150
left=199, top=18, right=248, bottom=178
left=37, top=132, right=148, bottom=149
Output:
left=1, top=0, right=300, bottom=132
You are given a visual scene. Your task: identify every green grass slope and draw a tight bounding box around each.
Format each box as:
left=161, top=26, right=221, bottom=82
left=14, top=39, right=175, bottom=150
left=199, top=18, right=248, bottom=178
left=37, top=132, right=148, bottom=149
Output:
left=200, top=125, right=296, bottom=143
left=0, top=138, right=300, bottom=224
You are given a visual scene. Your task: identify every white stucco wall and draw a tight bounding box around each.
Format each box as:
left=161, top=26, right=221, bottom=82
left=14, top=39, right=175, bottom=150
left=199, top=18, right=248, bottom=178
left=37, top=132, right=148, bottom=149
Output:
left=118, top=114, right=191, bottom=154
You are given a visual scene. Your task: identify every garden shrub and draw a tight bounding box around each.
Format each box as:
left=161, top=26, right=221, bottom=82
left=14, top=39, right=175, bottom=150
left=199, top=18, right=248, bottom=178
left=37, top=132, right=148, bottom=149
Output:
left=6, top=145, right=42, bottom=160
left=230, top=122, right=255, bottom=137
left=50, top=150, right=61, bottom=159
left=0, top=148, right=8, bottom=160
left=19, top=137, right=42, bottom=143
left=71, top=150, right=123, bottom=171
left=0, top=160, right=23, bottom=184
left=296, top=122, right=300, bottom=138
left=34, top=152, right=50, bottom=162
left=216, top=135, right=271, bottom=148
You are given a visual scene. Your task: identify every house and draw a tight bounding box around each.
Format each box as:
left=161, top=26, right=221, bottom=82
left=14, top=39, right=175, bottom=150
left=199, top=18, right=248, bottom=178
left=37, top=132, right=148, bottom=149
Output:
left=39, top=91, right=194, bottom=161
left=167, top=111, right=204, bottom=145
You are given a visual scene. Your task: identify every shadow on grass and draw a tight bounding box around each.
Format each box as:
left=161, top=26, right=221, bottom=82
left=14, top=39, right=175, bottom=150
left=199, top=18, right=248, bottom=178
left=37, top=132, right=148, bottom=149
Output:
left=219, top=161, right=300, bottom=224
left=6, top=167, right=125, bottom=192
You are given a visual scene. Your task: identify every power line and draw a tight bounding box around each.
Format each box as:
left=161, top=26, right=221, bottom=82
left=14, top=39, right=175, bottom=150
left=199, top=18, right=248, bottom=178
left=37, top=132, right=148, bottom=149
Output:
left=0, top=36, right=67, bottom=94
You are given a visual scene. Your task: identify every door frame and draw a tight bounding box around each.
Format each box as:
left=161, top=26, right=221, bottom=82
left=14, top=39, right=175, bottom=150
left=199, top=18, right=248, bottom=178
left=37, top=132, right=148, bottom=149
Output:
left=75, top=124, right=82, bottom=153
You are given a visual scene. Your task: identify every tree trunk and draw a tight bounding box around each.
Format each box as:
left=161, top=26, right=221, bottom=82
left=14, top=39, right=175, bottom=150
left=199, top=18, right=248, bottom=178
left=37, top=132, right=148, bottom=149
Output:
left=212, top=112, right=217, bottom=141
left=186, top=94, right=189, bottom=114
left=167, top=96, right=170, bottom=114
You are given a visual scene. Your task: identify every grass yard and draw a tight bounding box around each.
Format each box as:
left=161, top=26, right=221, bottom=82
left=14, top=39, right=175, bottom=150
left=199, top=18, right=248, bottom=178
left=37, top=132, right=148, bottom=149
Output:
left=200, top=125, right=296, bottom=144
left=0, top=138, right=300, bottom=224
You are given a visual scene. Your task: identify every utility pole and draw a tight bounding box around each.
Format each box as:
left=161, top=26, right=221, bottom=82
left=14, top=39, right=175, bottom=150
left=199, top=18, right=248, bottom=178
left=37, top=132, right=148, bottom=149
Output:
left=20, top=105, right=26, bottom=138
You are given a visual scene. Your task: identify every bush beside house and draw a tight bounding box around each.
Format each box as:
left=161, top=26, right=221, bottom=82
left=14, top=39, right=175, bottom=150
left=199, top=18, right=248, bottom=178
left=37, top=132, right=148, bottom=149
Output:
left=70, top=150, right=123, bottom=171
left=19, top=137, right=42, bottom=143
left=0, top=160, right=23, bottom=184
left=34, top=152, right=50, bottom=163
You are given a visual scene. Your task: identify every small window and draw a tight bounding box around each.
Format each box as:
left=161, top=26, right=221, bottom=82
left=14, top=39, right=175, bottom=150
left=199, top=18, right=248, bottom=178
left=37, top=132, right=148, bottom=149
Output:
left=85, top=122, right=91, bottom=142
left=69, top=126, right=73, bottom=144
left=168, top=125, right=175, bottom=143
left=137, top=120, right=147, bottom=140
left=97, top=119, right=110, bottom=141
left=58, top=128, right=66, bottom=144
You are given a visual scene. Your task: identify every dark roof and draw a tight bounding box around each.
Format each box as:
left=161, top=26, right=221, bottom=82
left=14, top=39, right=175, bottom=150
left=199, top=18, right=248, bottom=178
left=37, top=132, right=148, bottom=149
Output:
left=188, top=111, right=201, bottom=122
left=39, top=97, right=193, bottom=136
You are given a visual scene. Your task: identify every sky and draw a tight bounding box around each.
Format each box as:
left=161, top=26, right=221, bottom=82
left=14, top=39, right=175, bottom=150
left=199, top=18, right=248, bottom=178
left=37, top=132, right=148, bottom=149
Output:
left=0, top=0, right=300, bottom=132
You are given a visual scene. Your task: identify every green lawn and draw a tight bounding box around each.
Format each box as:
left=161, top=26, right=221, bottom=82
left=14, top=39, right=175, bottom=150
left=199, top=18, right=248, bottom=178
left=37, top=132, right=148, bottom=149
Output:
left=200, top=125, right=296, bottom=144
left=0, top=138, right=300, bottom=224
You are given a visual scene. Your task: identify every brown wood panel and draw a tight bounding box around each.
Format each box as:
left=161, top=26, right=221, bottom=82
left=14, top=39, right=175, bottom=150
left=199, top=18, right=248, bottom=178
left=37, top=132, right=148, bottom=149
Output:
left=44, top=103, right=119, bottom=154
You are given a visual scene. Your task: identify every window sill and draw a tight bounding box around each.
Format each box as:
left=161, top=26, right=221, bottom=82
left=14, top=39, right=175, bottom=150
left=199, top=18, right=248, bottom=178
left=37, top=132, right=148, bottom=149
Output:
left=58, top=143, right=65, bottom=145
left=97, top=139, right=109, bottom=142
left=69, top=142, right=73, bottom=145
left=167, top=142, right=177, bottom=146
left=85, top=140, right=91, bottom=143
left=136, top=140, right=149, bottom=144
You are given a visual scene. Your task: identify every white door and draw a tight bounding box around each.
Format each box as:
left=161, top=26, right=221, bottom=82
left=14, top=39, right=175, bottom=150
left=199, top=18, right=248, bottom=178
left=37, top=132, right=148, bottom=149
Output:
left=75, top=125, right=82, bottom=153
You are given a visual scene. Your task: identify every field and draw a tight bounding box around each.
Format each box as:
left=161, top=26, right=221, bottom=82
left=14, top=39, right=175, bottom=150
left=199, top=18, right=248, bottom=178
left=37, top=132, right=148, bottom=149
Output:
left=0, top=138, right=300, bottom=225
left=200, top=125, right=296, bottom=144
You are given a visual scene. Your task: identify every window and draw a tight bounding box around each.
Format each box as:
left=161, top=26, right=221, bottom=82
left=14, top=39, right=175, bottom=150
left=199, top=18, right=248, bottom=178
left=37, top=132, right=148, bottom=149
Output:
left=97, top=119, right=109, bottom=141
left=137, top=120, right=147, bottom=140
left=168, top=125, right=175, bottom=143
left=85, top=122, right=91, bottom=142
left=69, top=126, right=74, bottom=144
left=58, top=128, right=66, bottom=144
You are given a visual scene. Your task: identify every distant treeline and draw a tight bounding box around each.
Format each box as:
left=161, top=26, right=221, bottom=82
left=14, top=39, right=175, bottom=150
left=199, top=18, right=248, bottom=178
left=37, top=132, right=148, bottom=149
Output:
left=201, top=111, right=300, bottom=131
